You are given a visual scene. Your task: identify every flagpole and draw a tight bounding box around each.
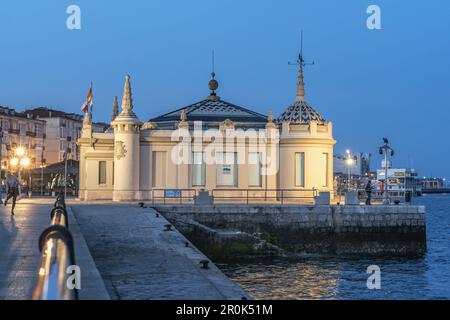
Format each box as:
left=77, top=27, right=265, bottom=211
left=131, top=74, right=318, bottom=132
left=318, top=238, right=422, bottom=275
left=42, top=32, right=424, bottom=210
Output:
left=90, top=81, right=93, bottom=118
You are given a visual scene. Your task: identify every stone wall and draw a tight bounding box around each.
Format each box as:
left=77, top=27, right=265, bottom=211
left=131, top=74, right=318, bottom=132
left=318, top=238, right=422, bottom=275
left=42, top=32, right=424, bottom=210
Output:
left=154, top=205, right=426, bottom=257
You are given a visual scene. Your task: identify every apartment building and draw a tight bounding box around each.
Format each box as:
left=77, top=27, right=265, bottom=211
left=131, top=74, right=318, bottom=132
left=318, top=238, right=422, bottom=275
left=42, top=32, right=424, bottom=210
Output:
left=24, top=107, right=108, bottom=164
left=0, top=106, right=46, bottom=170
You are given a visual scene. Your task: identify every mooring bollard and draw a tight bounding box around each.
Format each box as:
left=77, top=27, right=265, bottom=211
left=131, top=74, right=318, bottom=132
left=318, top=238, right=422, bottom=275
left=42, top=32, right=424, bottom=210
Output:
left=184, top=241, right=189, bottom=247
left=139, top=202, right=145, bottom=208
left=155, top=213, right=159, bottom=218
left=164, top=224, right=172, bottom=231
left=200, top=260, right=210, bottom=269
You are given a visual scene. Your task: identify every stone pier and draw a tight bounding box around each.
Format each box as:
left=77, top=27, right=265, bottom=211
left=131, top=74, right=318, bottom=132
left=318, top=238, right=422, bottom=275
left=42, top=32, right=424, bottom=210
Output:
left=154, top=204, right=426, bottom=259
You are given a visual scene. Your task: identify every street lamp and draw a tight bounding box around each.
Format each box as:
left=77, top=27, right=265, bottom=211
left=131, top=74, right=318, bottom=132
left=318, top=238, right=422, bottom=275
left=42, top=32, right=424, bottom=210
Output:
left=345, top=149, right=354, bottom=191
left=64, top=136, right=72, bottom=198
left=10, top=146, right=31, bottom=194
left=40, top=158, right=46, bottom=196
left=16, top=146, right=25, bottom=157
left=20, top=157, right=30, bottom=167
left=379, top=138, right=394, bottom=204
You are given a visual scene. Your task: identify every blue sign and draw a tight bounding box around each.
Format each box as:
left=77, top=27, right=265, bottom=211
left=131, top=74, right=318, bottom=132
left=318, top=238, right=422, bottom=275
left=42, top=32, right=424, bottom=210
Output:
left=164, top=189, right=182, bottom=198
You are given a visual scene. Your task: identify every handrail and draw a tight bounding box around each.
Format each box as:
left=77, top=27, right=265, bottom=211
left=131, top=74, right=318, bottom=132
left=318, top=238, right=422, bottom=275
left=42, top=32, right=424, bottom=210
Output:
left=32, top=192, right=78, bottom=300
left=78, top=188, right=318, bottom=204
left=211, top=188, right=317, bottom=204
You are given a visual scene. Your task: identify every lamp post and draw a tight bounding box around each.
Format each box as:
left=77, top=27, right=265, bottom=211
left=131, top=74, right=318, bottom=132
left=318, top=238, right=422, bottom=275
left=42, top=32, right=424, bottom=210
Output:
left=10, top=146, right=30, bottom=195
left=379, top=138, right=394, bottom=205
left=64, top=136, right=72, bottom=199
left=345, top=149, right=354, bottom=191
left=40, top=159, right=46, bottom=196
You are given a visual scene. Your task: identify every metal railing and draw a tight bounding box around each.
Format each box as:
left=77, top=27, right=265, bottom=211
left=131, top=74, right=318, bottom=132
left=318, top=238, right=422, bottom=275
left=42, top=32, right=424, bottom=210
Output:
left=334, top=189, right=414, bottom=205
left=79, top=188, right=318, bottom=205
left=211, top=188, right=318, bottom=204
left=32, top=192, right=78, bottom=300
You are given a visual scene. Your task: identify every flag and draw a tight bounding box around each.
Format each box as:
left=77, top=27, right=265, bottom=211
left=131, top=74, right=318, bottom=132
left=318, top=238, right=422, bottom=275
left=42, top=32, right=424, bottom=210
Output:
left=81, top=84, right=93, bottom=113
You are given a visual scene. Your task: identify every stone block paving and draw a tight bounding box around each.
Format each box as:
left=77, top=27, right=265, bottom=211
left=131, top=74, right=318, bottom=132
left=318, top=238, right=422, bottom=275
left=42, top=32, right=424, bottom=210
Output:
left=71, top=204, right=250, bottom=300
left=0, top=198, right=109, bottom=300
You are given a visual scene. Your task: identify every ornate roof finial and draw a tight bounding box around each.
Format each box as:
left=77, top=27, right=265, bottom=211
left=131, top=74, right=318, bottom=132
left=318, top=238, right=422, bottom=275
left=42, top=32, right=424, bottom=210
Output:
left=83, top=110, right=92, bottom=126
left=121, top=75, right=134, bottom=115
left=207, top=50, right=220, bottom=101
left=268, top=111, right=274, bottom=123
left=111, top=96, right=119, bottom=122
left=180, top=109, right=187, bottom=122
left=289, top=31, right=314, bottom=102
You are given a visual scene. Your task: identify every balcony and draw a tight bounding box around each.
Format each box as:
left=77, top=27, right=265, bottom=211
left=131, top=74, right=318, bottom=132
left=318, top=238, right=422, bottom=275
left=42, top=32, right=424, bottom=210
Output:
left=26, top=131, right=37, bottom=137
left=8, top=128, right=20, bottom=135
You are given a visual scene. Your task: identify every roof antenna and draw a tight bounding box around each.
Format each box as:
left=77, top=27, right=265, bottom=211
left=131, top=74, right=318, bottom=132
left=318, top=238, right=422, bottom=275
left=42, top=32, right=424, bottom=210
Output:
left=212, top=49, right=215, bottom=75
left=289, top=30, right=314, bottom=101
left=207, top=49, right=220, bottom=100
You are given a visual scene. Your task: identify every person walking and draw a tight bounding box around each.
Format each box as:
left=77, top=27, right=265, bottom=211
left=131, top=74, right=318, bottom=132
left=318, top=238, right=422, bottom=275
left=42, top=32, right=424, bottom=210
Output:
left=4, top=172, right=20, bottom=215
left=365, top=179, right=373, bottom=206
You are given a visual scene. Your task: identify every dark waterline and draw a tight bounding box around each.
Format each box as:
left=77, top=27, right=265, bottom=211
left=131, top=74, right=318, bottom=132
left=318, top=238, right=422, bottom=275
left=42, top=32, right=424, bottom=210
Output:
left=219, top=194, right=450, bottom=300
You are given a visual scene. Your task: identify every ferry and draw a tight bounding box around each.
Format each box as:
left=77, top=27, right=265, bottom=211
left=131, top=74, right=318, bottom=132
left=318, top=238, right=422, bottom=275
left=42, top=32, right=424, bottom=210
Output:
left=375, top=161, right=422, bottom=201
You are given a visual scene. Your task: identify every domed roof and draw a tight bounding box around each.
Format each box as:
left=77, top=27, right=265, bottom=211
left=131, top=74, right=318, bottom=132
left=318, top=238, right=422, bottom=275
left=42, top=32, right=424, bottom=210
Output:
left=277, top=99, right=325, bottom=125
left=279, top=45, right=326, bottom=125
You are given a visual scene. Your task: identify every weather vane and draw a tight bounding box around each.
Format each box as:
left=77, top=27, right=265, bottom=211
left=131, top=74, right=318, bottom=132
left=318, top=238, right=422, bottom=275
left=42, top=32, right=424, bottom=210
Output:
left=288, top=30, right=315, bottom=68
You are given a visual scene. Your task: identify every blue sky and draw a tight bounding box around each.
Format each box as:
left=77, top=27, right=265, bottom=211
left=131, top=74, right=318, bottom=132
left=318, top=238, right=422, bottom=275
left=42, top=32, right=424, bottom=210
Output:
left=0, top=1, right=449, bottom=178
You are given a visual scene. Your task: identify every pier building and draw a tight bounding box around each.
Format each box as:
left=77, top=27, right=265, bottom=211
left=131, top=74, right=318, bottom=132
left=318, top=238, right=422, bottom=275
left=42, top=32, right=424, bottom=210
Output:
left=78, top=56, right=336, bottom=202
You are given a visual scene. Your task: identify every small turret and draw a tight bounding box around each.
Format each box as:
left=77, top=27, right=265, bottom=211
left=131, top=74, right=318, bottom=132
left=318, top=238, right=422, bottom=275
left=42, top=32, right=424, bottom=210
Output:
left=112, top=75, right=141, bottom=201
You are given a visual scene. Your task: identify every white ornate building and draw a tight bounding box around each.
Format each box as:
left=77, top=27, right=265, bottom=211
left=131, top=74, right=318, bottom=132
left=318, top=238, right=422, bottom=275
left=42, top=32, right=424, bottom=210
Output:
left=78, top=59, right=336, bottom=202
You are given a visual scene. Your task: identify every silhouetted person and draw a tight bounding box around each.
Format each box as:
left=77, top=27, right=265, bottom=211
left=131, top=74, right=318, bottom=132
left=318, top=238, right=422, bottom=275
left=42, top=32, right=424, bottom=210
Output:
left=365, top=180, right=373, bottom=206
left=4, top=173, right=20, bottom=215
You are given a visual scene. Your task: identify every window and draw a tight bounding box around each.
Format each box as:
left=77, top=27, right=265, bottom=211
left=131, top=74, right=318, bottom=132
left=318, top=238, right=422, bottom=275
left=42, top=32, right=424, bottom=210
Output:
left=248, top=153, right=261, bottom=187
left=98, top=161, right=107, bottom=185
left=152, top=151, right=167, bottom=187
left=295, top=152, right=305, bottom=187
left=216, top=152, right=238, bottom=187
left=192, top=152, right=206, bottom=186
left=322, top=153, right=329, bottom=187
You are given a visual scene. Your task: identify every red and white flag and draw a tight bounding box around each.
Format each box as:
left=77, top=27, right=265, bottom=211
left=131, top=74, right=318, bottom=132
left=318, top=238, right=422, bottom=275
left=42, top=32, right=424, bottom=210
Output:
left=81, top=84, right=93, bottom=113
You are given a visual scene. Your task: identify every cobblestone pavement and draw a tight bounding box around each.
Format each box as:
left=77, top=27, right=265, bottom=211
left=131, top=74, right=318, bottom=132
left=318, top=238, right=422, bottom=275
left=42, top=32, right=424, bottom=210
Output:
left=71, top=204, right=250, bottom=300
left=0, top=197, right=109, bottom=300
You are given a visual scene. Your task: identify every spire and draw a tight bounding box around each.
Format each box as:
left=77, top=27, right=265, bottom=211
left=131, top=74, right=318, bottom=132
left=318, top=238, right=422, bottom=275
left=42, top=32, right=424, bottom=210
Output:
left=83, top=111, right=92, bottom=126
left=121, top=75, right=134, bottom=115
left=289, top=31, right=314, bottom=102
left=296, top=62, right=305, bottom=101
left=111, top=96, right=119, bottom=122
left=207, top=50, right=220, bottom=101
left=81, top=111, right=92, bottom=138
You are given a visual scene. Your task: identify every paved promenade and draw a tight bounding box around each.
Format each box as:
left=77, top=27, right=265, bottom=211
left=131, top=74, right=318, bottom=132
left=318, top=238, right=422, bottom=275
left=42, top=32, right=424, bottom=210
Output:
left=71, top=204, right=250, bottom=300
left=0, top=198, right=109, bottom=300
